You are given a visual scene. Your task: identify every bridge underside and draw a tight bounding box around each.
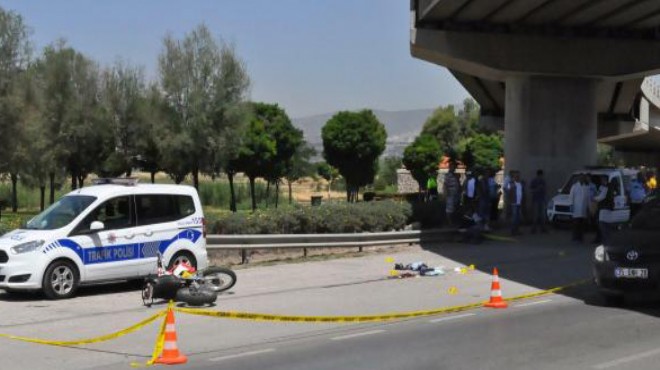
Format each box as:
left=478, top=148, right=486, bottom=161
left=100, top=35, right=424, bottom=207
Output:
left=412, top=0, right=660, bottom=193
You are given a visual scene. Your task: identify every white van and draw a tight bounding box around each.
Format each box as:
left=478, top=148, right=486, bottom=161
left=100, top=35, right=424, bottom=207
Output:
left=0, top=179, right=208, bottom=299
left=546, top=168, right=631, bottom=224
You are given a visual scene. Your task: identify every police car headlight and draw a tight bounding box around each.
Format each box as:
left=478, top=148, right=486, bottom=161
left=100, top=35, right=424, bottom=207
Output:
left=594, top=245, right=606, bottom=262
left=11, top=240, right=45, bottom=255
left=547, top=199, right=554, bottom=211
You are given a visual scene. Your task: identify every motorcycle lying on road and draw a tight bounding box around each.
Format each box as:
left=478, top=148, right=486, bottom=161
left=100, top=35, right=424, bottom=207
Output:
left=141, top=253, right=236, bottom=307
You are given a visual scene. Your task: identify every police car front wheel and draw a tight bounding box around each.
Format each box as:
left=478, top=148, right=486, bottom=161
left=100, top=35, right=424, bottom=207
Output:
left=42, top=260, right=79, bottom=299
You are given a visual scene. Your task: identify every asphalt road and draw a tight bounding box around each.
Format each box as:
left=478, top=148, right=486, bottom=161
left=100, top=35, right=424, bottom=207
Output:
left=3, top=230, right=660, bottom=370
left=177, top=288, right=660, bottom=370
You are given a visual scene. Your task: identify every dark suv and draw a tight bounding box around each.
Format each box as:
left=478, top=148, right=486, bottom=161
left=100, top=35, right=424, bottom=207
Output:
left=593, top=198, right=660, bottom=305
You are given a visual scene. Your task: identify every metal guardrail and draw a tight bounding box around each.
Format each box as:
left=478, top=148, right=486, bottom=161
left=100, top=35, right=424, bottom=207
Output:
left=206, top=229, right=453, bottom=264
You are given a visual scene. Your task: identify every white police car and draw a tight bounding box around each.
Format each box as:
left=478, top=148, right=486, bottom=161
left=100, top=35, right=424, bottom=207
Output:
left=0, top=179, right=208, bottom=299
left=546, top=168, right=631, bottom=225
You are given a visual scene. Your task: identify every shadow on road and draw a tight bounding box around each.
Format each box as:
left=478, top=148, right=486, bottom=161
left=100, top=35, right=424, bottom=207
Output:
left=0, top=280, right=142, bottom=302
left=418, top=224, right=660, bottom=316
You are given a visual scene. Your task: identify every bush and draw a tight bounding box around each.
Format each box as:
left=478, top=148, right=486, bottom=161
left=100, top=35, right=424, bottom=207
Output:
left=211, top=200, right=412, bottom=234
left=0, top=214, right=31, bottom=236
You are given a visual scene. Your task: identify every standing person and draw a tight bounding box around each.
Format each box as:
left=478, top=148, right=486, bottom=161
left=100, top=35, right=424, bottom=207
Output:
left=464, top=171, right=477, bottom=214
left=630, top=172, right=646, bottom=217
left=591, top=176, right=609, bottom=244
left=443, top=163, right=461, bottom=226
left=477, top=171, right=491, bottom=231
left=508, top=171, right=523, bottom=235
left=569, top=174, right=589, bottom=242
left=593, top=178, right=618, bottom=245
left=530, top=169, right=548, bottom=233
left=488, top=170, right=501, bottom=224
left=426, top=175, right=438, bottom=202
left=586, top=176, right=598, bottom=231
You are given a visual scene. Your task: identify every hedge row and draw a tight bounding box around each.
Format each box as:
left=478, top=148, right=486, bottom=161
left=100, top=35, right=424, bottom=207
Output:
left=211, top=200, right=413, bottom=234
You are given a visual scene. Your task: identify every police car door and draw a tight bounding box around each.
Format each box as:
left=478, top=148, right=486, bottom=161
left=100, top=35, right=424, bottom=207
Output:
left=133, top=194, right=189, bottom=276
left=68, top=196, right=141, bottom=281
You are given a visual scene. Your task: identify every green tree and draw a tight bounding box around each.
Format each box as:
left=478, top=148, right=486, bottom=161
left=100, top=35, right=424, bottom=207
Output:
left=421, top=105, right=459, bottom=156
left=421, top=98, right=487, bottom=159
left=254, top=103, right=303, bottom=208
left=0, top=7, right=31, bottom=211
left=402, top=134, right=442, bottom=191
left=458, top=133, right=503, bottom=173
left=285, top=143, right=316, bottom=204
left=136, top=83, right=165, bottom=183
left=100, top=61, right=146, bottom=176
left=14, top=63, right=60, bottom=211
left=375, top=156, right=402, bottom=191
left=316, top=161, right=339, bottom=199
left=38, top=41, right=110, bottom=190
left=232, top=118, right=276, bottom=211
left=158, top=24, right=250, bottom=188
left=322, top=110, right=387, bottom=202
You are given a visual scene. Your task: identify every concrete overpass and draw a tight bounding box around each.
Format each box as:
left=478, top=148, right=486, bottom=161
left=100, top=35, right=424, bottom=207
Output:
left=411, top=0, right=660, bottom=195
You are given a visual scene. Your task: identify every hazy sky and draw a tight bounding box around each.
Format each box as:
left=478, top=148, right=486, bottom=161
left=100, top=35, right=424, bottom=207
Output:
left=1, top=0, right=469, bottom=118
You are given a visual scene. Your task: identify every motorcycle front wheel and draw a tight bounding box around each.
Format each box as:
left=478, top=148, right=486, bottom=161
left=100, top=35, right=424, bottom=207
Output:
left=175, top=285, right=218, bottom=306
left=202, top=267, right=237, bottom=293
left=142, top=280, right=154, bottom=307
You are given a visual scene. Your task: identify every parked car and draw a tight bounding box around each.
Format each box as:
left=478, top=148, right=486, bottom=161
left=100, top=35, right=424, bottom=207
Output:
left=546, top=167, right=632, bottom=225
left=592, top=198, right=660, bottom=305
left=0, top=178, right=208, bottom=299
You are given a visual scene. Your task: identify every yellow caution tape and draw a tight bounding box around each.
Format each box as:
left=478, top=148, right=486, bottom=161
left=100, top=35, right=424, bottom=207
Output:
left=505, top=279, right=591, bottom=302
left=0, top=279, right=592, bottom=351
left=175, top=279, right=590, bottom=323
left=131, top=302, right=172, bottom=368
left=0, top=310, right=166, bottom=347
left=483, top=234, right=518, bottom=242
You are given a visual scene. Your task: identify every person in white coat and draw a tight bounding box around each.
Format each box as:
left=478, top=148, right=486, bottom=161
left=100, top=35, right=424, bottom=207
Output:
left=570, top=174, right=590, bottom=242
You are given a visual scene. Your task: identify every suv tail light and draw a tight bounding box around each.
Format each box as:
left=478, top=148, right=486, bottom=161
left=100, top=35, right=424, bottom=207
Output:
left=202, top=217, right=207, bottom=238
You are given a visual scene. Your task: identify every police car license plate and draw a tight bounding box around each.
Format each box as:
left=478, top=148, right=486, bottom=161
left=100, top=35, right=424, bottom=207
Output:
left=614, top=268, right=648, bottom=279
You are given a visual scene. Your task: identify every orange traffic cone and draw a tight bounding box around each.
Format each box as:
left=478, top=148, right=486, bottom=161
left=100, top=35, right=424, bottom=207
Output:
left=484, top=267, right=508, bottom=309
left=154, top=306, right=188, bottom=365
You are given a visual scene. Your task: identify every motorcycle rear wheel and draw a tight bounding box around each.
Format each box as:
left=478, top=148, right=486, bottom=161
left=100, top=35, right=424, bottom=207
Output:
left=175, top=286, right=217, bottom=306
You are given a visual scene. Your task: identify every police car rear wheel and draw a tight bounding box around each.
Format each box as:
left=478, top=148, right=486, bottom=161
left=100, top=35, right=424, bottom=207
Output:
left=43, top=260, right=79, bottom=300
left=168, top=252, right=197, bottom=270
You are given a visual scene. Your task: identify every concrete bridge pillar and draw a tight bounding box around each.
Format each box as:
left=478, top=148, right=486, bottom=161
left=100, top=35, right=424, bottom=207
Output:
left=504, top=76, right=598, bottom=205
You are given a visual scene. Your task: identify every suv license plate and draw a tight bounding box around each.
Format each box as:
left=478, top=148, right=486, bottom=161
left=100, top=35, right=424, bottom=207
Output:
left=615, top=268, right=648, bottom=279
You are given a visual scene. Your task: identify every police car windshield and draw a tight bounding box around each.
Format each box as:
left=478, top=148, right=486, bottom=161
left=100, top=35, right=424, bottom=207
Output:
left=23, top=195, right=97, bottom=230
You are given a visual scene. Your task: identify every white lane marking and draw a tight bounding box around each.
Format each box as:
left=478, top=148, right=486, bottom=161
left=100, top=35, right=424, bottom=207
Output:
left=429, top=313, right=476, bottom=323
left=331, top=329, right=386, bottom=341
left=515, top=299, right=552, bottom=308
left=593, top=348, right=660, bottom=369
left=209, top=348, right=276, bottom=362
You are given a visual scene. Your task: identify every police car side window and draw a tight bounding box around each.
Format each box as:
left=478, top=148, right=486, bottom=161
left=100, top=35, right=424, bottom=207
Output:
left=71, top=196, right=134, bottom=235
left=136, top=194, right=195, bottom=226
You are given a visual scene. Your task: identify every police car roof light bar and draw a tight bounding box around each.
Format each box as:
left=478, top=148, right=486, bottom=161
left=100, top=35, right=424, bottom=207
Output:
left=92, top=178, right=139, bottom=186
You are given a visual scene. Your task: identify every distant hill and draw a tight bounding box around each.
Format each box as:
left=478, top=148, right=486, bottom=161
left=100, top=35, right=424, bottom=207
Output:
left=292, top=108, right=435, bottom=158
